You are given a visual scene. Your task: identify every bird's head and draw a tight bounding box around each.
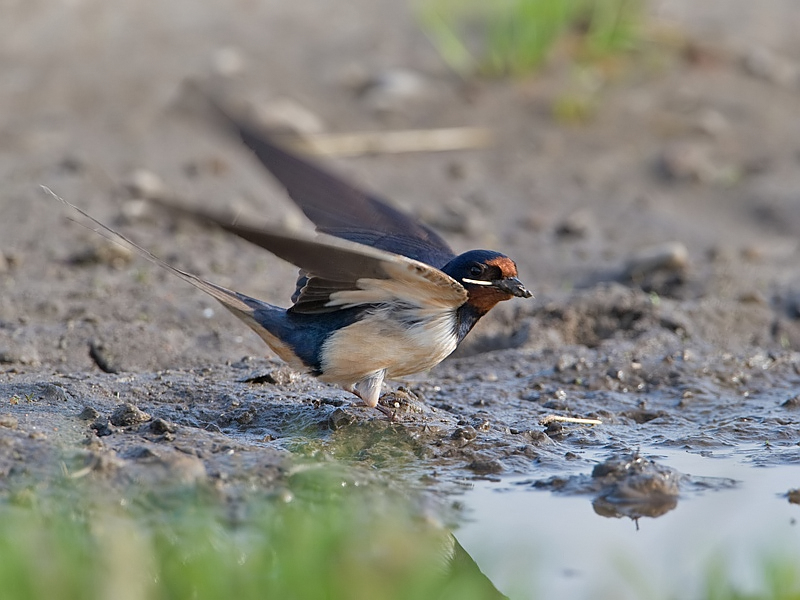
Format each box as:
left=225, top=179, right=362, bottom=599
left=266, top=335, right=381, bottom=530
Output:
left=442, top=250, right=532, bottom=314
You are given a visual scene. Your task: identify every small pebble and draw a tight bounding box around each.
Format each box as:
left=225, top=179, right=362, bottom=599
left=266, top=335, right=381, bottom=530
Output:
left=694, top=109, right=729, bottom=138
left=91, top=417, right=117, bottom=437
left=150, top=418, right=177, bottom=434
left=328, top=408, right=356, bottom=430
left=782, top=395, right=800, bottom=409
left=473, top=418, right=491, bottom=432
left=122, top=169, right=167, bottom=200
left=625, top=242, right=689, bottom=279
left=556, top=354, right=579, bottom=372
left=738, top=291, right=766, bottom=305
left=520, top=213, right=547, bottom=232
left=79, top=406, right=100, bottom=420
left=359, top=68, right=429, bottom=115
left=211, top=46, right=246, bottom=77
left=5, top=251, right=21, bottom=270
left=236, top=410, right=255, bottom=425
left=467, top=458, right=503, bottom=475
left=120, top=199, right=152, bottom=222
left=110, top=402, right=151, bottom=427
left=251, top=98, right=325, bottom=135
left=40, top=383, right=70, bottom=403
left=524, top=430, right=552, bottom=445
left=659, top=142, right=715, bottom=182
left=0, top=415, right=18, bottom=429
left=555, top=209, right=593, bottom=238
left=446, top=161, right=467, bottom=180
left=334, top=62, right=371, bottom=91
left=741, top=47, right=799, bottom=87
left=59, top=155, right=85, bottom=173
left=451, top=426, right=478, bottom=442
left=69, top=242, right=133, bottom=269
left=740, top=245, right=763, bottom=262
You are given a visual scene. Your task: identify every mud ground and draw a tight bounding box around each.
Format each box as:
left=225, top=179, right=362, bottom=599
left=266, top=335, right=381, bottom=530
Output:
left=1, top=1, right=800, bottom=505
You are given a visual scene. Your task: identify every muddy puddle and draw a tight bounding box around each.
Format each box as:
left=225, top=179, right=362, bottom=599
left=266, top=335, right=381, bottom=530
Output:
left=457, top=446, right=800, bottom=599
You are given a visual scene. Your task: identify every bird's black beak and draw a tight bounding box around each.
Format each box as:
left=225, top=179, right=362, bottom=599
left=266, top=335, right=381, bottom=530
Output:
left=494, top=277, right=533, bottom=298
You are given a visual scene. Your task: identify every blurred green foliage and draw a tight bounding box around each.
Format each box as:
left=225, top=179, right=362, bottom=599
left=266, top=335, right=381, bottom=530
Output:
left=701, top=556, right=800, bottom=600
left=0, top=471, right=502, bottom=600
left=416, top=0, right=643, bottom=76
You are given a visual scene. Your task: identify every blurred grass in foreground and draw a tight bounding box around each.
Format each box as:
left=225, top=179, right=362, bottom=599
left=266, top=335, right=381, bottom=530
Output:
left=701, top=558, right=800, bottom=600
left=0, top=471, right=502, bottom=600
left=1, top=467, right=799, bottom=600
left=416, top=0, right=643, bottom=76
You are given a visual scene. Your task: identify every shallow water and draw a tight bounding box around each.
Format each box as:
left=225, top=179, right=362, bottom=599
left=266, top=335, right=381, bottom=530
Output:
left=457, top=446, right=800, bottom=599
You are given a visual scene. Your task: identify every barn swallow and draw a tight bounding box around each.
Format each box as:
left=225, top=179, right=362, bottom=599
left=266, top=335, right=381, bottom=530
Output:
left=53, top=101, right=532, bottom=418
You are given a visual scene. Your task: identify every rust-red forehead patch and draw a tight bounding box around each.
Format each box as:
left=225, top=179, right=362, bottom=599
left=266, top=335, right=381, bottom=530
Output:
left=486, top=256, right=518, bottom=278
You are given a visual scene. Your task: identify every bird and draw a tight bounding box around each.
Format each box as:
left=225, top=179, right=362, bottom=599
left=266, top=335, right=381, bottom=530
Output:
left=53, top=100, right=532, bottom=418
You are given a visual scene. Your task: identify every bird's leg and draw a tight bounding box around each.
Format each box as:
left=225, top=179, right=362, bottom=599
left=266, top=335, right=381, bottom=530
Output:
left=347, top=392, right=395, bottom=419
left=349, top=369, right=394, bottom=420
left=372, top=402, right=396, bottom=420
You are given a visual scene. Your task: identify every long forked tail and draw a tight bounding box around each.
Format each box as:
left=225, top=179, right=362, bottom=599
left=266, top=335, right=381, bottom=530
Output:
left=43, top=186, right=257, bottom=321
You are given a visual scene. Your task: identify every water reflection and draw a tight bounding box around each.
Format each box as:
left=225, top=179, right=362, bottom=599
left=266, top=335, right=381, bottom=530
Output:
left=457, top=447, right=800, bottom=598
left=531, top=452, right=682, bottom=521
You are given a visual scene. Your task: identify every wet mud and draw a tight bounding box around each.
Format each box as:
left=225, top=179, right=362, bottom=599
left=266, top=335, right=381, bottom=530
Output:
left=2, top=337, right=798, bottom=502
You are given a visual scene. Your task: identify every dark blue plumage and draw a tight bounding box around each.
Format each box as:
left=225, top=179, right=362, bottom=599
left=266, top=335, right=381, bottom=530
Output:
left=242, top=296, right=364, bottom=375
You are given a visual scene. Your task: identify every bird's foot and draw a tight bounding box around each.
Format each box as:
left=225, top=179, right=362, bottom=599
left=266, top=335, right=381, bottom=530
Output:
left=374, top=402, right=396, bottom=422
left=348, top=399, right=396, bottom=421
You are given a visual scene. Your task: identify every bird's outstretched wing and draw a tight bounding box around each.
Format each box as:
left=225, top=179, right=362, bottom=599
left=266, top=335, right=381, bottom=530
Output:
left=205, top=98, right=456, bottom=269
left=50, top=189, right=468, bottom=316
left=158, top=203, right=468, bottom=314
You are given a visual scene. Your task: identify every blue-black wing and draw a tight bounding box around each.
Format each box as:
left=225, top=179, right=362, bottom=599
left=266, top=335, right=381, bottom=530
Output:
left=143, top=201, right=467, bottom=314
left=209, top=100, right=456, bottom=269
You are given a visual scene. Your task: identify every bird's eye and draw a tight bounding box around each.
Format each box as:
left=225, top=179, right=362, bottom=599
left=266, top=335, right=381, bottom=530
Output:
left=469, top=264, right=484, bottom=278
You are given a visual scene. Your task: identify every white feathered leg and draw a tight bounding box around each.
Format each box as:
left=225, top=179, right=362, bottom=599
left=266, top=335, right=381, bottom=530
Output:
left=349, top=369, right=393, bottom=418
